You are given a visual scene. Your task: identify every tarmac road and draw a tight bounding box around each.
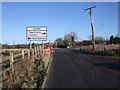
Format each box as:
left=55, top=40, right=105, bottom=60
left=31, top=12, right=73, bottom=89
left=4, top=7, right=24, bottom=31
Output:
left=43, top=48, right=120, bottom=88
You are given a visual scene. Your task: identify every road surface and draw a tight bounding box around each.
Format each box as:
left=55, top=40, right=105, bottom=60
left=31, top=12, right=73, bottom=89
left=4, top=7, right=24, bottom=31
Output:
left=43, top=48, right=120, bottom=88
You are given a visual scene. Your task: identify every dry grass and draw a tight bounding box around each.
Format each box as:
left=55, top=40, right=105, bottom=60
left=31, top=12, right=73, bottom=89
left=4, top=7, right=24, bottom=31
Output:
left=81, top=45, right=120, bottom=56
left=1, top=49, right=48, bottom=88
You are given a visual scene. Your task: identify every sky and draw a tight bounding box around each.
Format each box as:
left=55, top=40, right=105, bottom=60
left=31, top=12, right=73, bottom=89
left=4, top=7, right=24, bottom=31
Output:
left=2, top=2, right=118, bottom=45
left=1, top=0, right=120, bottom=2
left=118, top=1, right=120, bottom=37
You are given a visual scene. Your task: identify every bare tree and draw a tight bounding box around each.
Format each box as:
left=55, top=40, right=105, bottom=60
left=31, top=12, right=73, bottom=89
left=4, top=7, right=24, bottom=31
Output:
left=54, top=37, right=63, bottom=44
left=87, top=35, right=92, bottom=40
left=95, top=36, right=105, bottom=41
left=63, top=32, right=78, bottom=47
left=95, top=36, right=105, bottom=44
left=64, top=34, right=71, bottom=42
left=64, top=32, right=78, bottom=42
left=70, top=32, right=78, bottom=42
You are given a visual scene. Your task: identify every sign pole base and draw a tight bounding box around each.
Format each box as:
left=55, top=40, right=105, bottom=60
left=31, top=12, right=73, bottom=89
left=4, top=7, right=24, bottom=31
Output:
left=30, top=40, right=32, bottom=55
left=42, top=40, right=44, bottom=57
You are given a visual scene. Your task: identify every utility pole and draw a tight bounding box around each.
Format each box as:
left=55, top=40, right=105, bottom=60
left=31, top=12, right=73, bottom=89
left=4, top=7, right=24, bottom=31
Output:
left=85, top=6, right=96, bottom=51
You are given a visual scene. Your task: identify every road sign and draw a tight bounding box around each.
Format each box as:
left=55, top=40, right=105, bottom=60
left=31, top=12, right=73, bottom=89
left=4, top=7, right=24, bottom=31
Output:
left=26, top=27, right=47, bottom=41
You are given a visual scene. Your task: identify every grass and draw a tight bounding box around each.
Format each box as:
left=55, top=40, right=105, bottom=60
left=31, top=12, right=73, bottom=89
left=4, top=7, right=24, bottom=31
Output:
left=80, top=49, right=120, bottom=57
left=2, top=49, right=50, bottom=88
left=2, top=56, right=45, bottom=88
left=22, top=58, right=46, bottom=88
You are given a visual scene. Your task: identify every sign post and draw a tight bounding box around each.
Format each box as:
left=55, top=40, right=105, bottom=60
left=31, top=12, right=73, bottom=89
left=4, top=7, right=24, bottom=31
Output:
left=30, top=40, right=31, bottom=50
left=42, top=40, right=44, bottom=57
left=26, top=27, right=47, bottom=41
left=30, top=40, right=32, bottom=54
left=26, top=26, right=47, bottom=56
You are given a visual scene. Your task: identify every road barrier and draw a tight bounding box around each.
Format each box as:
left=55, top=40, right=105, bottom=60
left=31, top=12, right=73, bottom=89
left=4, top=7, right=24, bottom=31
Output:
left=44, top=49, right=51, bottom=55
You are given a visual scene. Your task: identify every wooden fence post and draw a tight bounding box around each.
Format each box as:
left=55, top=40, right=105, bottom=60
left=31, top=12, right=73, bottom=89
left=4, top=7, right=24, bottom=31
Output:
left=38, top=45, right=40, bottom=50
left=10, top=52, right=14, bottom=85
left=28, top=49, right=30, bottom=60
left=38, top=45, right=40, bottom=55
left=38, top=45, right=40, bottom=57
left=104, top=46, right=107, bottom=53
left=40, top=45, right=42, bottom=55
left=36, top=46, right=38, bottom=57
left=10, top=53, right=14, bottom=71
left=22, top=50, right=24, bottom=60
left=35, top=47, right=37, bottom=58
left=32, top=49, right=34, bottom=62
left=34, top=47, right=36, bottom=55
left=37, top=45, right=39, bottom=57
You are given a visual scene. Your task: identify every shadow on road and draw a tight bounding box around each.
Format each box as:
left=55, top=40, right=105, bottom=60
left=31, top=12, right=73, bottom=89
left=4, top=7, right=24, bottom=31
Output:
left=94, top=63, right=120, bottom=71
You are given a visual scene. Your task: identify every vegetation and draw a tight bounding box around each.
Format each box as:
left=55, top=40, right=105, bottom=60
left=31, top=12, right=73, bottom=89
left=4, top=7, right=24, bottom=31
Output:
left=95, top=36, right=105, bottom=44
left=110, top=35, right=120, bottom=44
left=20, top=58, right=46, bottom=88
left=88, top=35, right=106, bottom=44
left=2, top=50, right=47, bottom=88
left=54, top=32, right=78, bottom=48
left=80, top=48, right=120, bottom=57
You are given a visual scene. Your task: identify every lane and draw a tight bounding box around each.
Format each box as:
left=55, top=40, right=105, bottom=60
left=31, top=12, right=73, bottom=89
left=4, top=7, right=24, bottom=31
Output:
left=43, top=49, right=88, bottom=88
left=43, top=48, right=120, bottom=88
left=69, top=50, right=119, bottom=88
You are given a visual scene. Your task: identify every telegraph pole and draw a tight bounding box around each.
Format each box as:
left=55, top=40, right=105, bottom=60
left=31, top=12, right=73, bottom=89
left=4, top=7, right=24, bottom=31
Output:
left=85, top=6, right=96, bottom=51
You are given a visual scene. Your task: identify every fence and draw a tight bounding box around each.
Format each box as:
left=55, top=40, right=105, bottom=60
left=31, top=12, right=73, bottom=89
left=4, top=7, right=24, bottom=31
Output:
left=0, top=45, right=43, bottom=88
left=81, top=45, right=120, bottom=56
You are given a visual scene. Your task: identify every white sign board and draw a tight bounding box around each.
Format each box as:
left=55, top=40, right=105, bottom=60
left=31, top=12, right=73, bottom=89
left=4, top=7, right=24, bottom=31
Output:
left=26, top=27, right=47, bottom=41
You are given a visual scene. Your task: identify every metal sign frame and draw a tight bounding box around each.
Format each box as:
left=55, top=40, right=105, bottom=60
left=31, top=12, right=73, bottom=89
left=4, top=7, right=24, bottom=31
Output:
left=26, top=26, right=47, bottom=41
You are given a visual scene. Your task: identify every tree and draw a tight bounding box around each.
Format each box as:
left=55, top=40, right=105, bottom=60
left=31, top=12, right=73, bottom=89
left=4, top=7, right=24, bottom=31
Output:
left=70, top=32, right=78, bottom=42
left=54, top=37, right=66, bottom=48
left=114, top=36, right=120, bottom=44
left=95, top=36, right=104, bottom=41
left=54, top=37, right=63, bottom=44
left=64, top=32, right=78, bottom=46
left=95, top=36, right=105, bottom=44
left=88, top=35, right=105, bottom=44
left=110, top=35, right=114, bottom=44
left=54, top=32, right=78, bottom=48
left=64, top=34, right=71, bottom=42
left=87, top=35, right=92, bottom=40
